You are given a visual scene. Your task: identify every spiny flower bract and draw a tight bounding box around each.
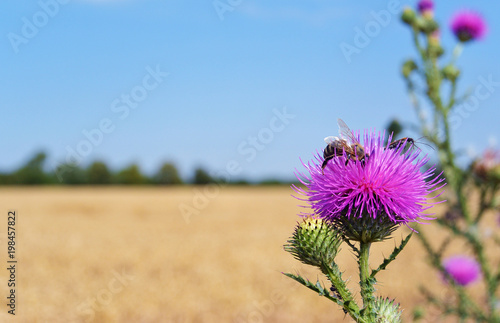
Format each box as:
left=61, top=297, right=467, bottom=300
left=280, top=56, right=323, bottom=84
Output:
left=294, top=131, right=444, bottom=226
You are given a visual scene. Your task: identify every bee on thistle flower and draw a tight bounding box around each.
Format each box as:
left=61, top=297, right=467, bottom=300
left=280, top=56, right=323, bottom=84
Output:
left=294, top=128, right=445, bottom=241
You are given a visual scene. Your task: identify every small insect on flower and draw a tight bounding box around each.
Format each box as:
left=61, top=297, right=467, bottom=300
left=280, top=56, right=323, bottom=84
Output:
left=322, top=118, right=368, bottom=172
left=385, top=137, right=433, bottom=151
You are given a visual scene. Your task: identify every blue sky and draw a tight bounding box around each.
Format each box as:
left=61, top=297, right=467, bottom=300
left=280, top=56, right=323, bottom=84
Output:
left=1, top=0, right=499, bottom=181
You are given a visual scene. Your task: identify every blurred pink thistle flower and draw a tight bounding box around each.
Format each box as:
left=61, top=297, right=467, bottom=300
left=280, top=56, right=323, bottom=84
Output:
left=443, top=256, right=481, bottom=286
left=472, top=149, right=500, bottom=184
left=450, top=10, right=487, bottom=42
left=294, top=130, right=445, bottom=227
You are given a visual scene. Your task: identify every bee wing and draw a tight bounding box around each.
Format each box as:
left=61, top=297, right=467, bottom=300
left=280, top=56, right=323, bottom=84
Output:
left=324, top=136, right=339, bottom=144
left=337, top=118, right=360, bottom=145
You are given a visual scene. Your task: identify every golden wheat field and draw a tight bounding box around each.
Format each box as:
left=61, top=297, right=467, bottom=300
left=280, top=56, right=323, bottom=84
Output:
left=0, top=186, right=497, bottom=322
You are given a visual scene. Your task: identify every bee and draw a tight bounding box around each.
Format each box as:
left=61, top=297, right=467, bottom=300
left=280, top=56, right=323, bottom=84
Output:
left=321, top=118, right=368, bottom=172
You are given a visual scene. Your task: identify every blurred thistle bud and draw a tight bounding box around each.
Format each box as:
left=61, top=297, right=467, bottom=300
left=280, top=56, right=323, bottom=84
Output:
left=428, top=43, right=444, bottom=58
left=374, top=297, right=402, bottom=323
left=428, top=30, right=440, bottom=45
left=471, top=149, right=500, bottom=184
left=442, top=65, right=460, bottom=82
left=401, top=7, right=417, bottom=25
left=402, top=59, right=417, bottom=78
left=284, top=216, right=342, bottom=268
left=443, top=208, right=462, bottom=224
left=427, top=31, right=444, bottom=57
left=417, top=16, right=439, bottom=34
left=386, top=118, right=403, bottom=140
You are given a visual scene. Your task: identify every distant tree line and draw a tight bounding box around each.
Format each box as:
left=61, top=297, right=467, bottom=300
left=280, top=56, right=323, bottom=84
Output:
left=0, top=152, right=296, bottom=186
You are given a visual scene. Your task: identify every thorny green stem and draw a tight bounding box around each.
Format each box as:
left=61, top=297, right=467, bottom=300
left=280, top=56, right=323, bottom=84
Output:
left=436, top=217, right=498, bottom=319
left=416, top=229, right=487, bottom=321
left=359, top=242, right=376, bottom=321
left=407, top=24, right=500, bottom=321
left=321, top=264, right=366, bottom=323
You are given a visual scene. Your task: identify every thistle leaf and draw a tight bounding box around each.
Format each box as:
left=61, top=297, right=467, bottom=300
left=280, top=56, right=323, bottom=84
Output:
left=282, top=272, right=340, bottom=304
left=371, top=233, right=413, bottom=278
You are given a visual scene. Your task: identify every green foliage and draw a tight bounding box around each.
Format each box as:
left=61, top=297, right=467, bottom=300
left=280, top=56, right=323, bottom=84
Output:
left=13, top=152, right=50, bottom=185
left=114, top=164, right=146, bottom=185
left=0, top=155, right=296, bottom=186
left=0, top=172, right=16, bottom=185
left=257, top=179, right=284, bottom=185
left=230, top=178, right=250, bottom=185
left=154, top=162, right=183, bottom=185
left=192, top=167, right=215, bottom=185
left=54, top=163, right=86, bottom=185
left=401, top=4, right=500, bottom=322
left=87, top=161, right=112, bottom=185
left=385, top=119, right=403, bottom=140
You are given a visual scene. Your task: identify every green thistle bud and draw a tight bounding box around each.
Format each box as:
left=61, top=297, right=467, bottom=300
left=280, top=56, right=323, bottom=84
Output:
left=374, top=297, right=402, bottom=323
left=428, top=42, right=444, bottom=58
left=284, top=216, right=342, bottom=268
left=401, top=7, right=416, bottom=25
left=427, top=32, right=444, bottom=58
left=402, top=59, right=417, bottom=78
left=333, top=213, right=398, bottom=243
left=442, top=65, right=460, bottom=81
left=417, top=17, right=439, bottom=34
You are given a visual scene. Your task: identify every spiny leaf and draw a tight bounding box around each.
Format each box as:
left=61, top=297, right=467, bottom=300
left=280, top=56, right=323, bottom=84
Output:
left=437, top=235, right=453, bottom=257
left=282, top=272, right=340, bottom=304
left=341, top=233, right=360, bottom=254
left=371, top=233, right=413, bottom=278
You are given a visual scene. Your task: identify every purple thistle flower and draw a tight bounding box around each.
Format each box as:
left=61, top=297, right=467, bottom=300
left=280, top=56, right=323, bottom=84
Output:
left=294, top=130, right=445, bottom=226
left=450, top=10, right=487, bottom=42
left=443, top=256, right=481, bottom=286
left=417, top=0, right=433, bottom=14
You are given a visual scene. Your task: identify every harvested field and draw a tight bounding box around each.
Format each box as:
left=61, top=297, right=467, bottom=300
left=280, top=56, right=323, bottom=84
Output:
left=0, top=187, right=496, bottom=322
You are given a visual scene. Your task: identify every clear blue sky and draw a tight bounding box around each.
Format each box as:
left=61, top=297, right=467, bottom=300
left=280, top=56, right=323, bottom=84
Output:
left=1, top=0, right=499, bottom=181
